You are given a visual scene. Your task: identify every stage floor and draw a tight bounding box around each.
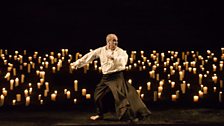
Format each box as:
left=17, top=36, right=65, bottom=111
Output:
left=0, top=108, right=224, bottom=126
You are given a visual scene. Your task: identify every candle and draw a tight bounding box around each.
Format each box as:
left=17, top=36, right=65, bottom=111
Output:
left=0, top=95, right=5, bottom=106
left=74, top=99, right=77, bottom=104
left=21, top=74, right=25, bottom=84
left=199, top=74, right=203, bottom=85
left=44, top=90, right=48, bottom=97
left=141, top=94, right=144, bottom=99
left=153, top=91, right=157, bottom=102
left=38, top=94, right=42, bottom=100
left=213, top=64, right=217, bottom=72
left=10, top=79, right=14, bottom=91
left=158, top=92, right=161, bottom=99
left=171, top=94, right=177, bottom=101
left=37, top=82, right=41, bottom=89
left=98, top=67, right=102, bottom=73
left=128, top=79, right=132, bottom=85
left=212, top=74, right=218, bottom=83
left=193, top=95, right=199, bottom=102
left=220, top=80, right=223, bottom=88
left=66, top=91, right=71, bottom=99
left=147, top=82, right=151, bottom=90
left=158, top=86, right=163, bottom=93
left=2, top=89, right=7, bottom=96
left=15, top=78, right=19, bottom=87
left=219, top=92, right=222, bottom=102
left=203, top=87, right=208, bottom=94
left=86, top=94, right=91, bottom=99
left=13, top=68, right=16, bottom=76
left=24, top=89, right=29, bottom=97
left=129, top=58, right=133, bottom=64
left=25, top=96, right=30, bottom=106
left=45, top=82, right=49, bottom=91
left=171, top=82, right=175, bottom=88
left=52, top=67, right=56, bottom=73
left=181, top=83, right=186, bottom=94
left=40, top=100, right=43, bottom=105
left=12, top=99, right=16, bottom=106
left=199, top=90, right=203, bottom=98
left=51, top=93, right=56, bottom=101
left=16, top=94, right=21, bottom=102
left=214, top=87, right=217, bottom=92
left=193, top=68, right=197, bottom=74
left=74, top=80, right=78, bottom=91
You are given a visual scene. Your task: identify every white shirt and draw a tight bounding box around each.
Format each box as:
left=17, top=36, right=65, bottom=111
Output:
left=73, top=46, right=128, bottom=74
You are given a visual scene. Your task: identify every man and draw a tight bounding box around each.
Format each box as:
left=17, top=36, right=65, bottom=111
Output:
left=71, top=33, right=151, bottom=121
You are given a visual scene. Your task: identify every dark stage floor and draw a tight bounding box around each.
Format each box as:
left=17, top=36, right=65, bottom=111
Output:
left=0, top=107, right=224, bottom=126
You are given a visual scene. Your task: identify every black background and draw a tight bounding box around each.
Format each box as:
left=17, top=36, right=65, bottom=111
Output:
left=2, top=0, right=224, bottom=51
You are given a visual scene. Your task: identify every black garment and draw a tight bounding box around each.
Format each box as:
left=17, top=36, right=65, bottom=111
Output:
left=94, top=71, right=151, bottom=120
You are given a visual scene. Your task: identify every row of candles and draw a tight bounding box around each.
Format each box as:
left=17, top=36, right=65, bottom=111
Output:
left=0, top=48, right=224, bottom=107
left=0, top=79, right=91, bottom=106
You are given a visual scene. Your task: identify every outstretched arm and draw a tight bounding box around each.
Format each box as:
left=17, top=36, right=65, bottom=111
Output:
left=71, top=48, right=100, bottom=69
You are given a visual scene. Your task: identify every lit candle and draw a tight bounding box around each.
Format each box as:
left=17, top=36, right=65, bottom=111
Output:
left=181, top=83, right=186, bottom=94
left=213, top=64, right=217, bottom=72
left=141, top=94, right=144, bottom=99
left=128, top=79, right=132, bottom=85
left=21, top=74, right=25, bottom=84
left=12, top=99, right=16, bottom=106
left=45, top=82, right=49, bottom=91
left=24, top=89, right=29, bottom=97
left=14, top=78, right=19, bottom=87
left=199, top=90, right=203, bottom=98
left=86, top=94, right=91, bottom=99
left=203, top=87, right=208, bottom=94
left=2, top=89, right=7, bottom=96
left=129, top=58, right=133, bottom=64
left=193, top=95, right=199, bottom=102
left=147, top=82, right=151, bottom=90
left=51, top=93, right=56, bottom=101
left=44, top=90, right=48, bottom=97
left=171, top=94, right=177, bottom=101
left=214, top=87, right=217, bottom=92
left=0, top=95, right=5, bottom=106
left=37, top=82, right=41, bottom=89
left=40, top=100, right=43, bottom=105
left=16, top=94, right=21, bottom=102
left=212, top=74, right=218, bottom=84
left=38, top=94, right=42, bottom=100
left=219, top=92, right=222, bottom=102
left=199, top=74, right=203, bottom=85
left=171, top=82, right=175, bottom=88
left=158, top=92, right=161, bottom=99
left=220, top=63, right=223, bottom=71
left=10, top=79, right=14, bottom=91
left=25, top=96, right=30, bottom=106
left=74, top=80, right=78, bottom=91
left=66, top=91, right=71, bottom=99
left=74, top=99, right=77, bottom=104
left=193, top=68, right=197, bottom=74
left=158, top=86, right=163, bottom=93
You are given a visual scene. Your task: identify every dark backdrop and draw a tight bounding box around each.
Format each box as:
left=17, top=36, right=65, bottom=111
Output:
left=2, top=0, right=224, bottom=51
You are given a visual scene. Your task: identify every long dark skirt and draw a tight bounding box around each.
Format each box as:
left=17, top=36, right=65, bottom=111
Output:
left=94, top=71, right=151, bottom=120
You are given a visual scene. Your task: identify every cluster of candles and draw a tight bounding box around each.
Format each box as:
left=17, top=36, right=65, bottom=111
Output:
left=0, top=47, right=224, bottom=107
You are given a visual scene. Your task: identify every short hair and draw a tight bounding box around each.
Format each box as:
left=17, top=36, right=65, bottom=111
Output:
left=106, top=34, right=118, bottom=43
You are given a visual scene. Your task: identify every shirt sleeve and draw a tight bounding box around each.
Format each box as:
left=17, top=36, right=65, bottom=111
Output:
left=74, top=48, right=101, bottom=68
left=113, top=49, right=128, bottom=67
